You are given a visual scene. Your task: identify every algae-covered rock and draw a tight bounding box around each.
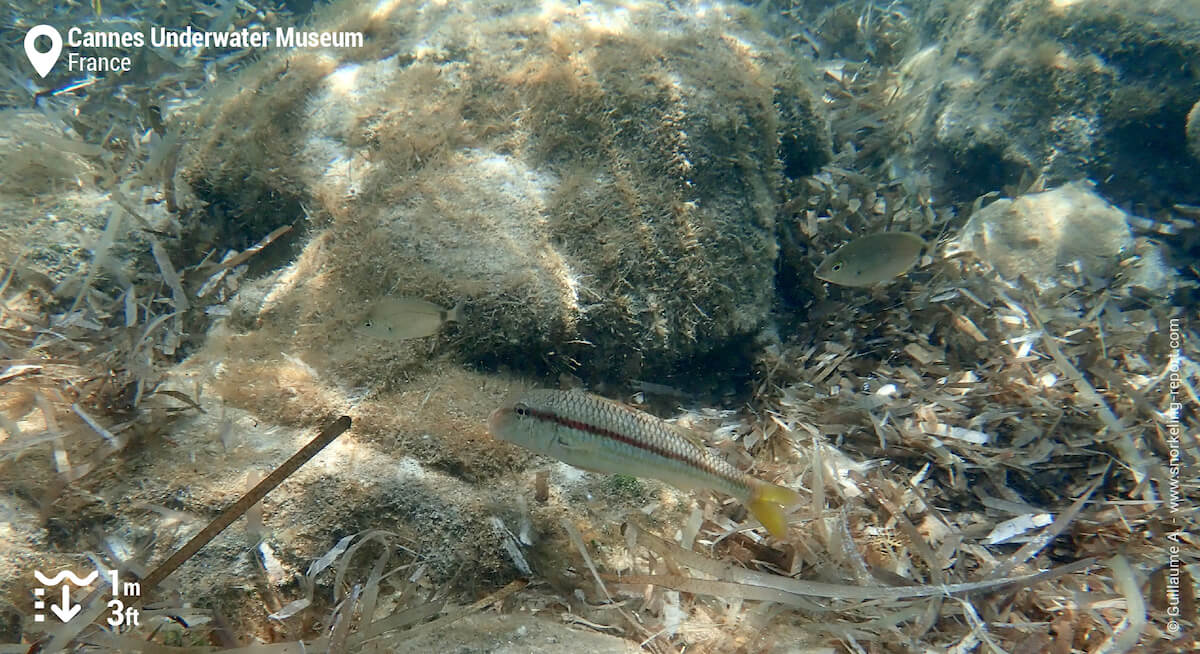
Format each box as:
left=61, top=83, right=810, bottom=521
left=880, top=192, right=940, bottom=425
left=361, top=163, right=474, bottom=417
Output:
left=882, top=0, right=1200, bottom=208
left=955, top=181, right=1134, bottom=289
left=179, top=0, right=830, bottom=385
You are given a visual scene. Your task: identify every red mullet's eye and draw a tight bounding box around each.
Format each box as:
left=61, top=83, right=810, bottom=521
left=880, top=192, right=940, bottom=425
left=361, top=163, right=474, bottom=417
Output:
left=514, top=403, right=529, bottom=417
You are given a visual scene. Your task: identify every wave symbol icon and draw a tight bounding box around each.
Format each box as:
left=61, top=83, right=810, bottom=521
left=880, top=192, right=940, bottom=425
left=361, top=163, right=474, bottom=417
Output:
left=34, top=570, right=98, bottom=586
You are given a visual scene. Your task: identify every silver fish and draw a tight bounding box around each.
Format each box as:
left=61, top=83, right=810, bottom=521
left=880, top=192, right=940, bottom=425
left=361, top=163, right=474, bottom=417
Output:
left=815, top=232, right=925, bottom=287
left=358, top=297, right=461, bottom=341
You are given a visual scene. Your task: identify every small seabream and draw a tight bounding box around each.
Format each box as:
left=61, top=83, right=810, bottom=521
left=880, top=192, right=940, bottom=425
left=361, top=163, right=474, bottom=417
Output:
left=358, top=297, right=461, bottom=341
left=815, top=231, right=925, bottom=287
left=488, top=389, right=800, bottom=538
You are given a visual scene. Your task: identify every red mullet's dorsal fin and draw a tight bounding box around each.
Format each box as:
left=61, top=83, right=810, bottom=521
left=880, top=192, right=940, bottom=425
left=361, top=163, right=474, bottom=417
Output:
left=499, top=381, right=535, bottom=408
left=668, top=422, right=709, bottom=451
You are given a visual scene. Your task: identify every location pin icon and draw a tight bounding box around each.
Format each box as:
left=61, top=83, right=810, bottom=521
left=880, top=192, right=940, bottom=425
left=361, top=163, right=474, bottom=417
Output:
left=25, top=25, right=63, bottom=78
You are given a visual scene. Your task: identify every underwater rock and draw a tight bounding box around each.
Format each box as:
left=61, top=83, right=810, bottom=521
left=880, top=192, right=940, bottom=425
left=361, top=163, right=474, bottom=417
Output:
left=955, top=181, right=1134, bottom=289
left=179, top=0, right=830, bottom=384
left=882, top=0, right=1200, bottom=208
left=1188, top=99, right=1200, bottom=162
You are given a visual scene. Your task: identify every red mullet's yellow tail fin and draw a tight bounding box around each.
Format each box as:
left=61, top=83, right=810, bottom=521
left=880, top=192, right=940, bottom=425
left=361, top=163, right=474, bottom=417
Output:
left=747, top=480, right=802, bottom=539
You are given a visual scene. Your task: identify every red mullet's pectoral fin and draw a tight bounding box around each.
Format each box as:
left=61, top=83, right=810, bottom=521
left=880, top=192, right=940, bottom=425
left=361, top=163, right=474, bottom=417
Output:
left=568, top=456, right=614, bottom=472
left=747, top=480, right=802, bottom=539
left=553, top=434, right=592, bottom=456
